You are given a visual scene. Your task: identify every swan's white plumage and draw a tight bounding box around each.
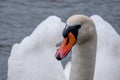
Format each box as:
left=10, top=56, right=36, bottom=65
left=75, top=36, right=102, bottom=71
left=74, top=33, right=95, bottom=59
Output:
left=64, top=62, right=71, bottom=80
left=7, top=15, right=120, bottom=80
left=7, top=16, right=66, bottom=80
left=91, top=15, right=120, bottom=80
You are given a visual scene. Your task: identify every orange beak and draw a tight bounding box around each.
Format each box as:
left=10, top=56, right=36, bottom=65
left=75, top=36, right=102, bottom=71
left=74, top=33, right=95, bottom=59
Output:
left=55, top=32, right=76, bottom=60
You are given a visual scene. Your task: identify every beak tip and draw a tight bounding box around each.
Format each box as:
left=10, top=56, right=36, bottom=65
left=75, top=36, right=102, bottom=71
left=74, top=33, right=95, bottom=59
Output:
left=56, top=53, right=62, bottom=60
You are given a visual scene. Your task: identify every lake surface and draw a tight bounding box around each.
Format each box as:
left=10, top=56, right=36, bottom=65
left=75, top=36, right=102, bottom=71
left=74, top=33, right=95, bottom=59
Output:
left=0, top=0, right=120, bottom=79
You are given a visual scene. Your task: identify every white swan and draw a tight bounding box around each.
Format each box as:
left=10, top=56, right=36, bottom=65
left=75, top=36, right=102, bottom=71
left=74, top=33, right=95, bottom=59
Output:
left=7, top=14, right=120, bottom=80
left=56, top=15, right=120, bottom=80
left=7, top=16, right=66, bottom=80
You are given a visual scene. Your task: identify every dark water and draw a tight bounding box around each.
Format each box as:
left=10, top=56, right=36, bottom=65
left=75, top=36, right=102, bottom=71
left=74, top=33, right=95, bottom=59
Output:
left=0, top=0, right=120, bottom=79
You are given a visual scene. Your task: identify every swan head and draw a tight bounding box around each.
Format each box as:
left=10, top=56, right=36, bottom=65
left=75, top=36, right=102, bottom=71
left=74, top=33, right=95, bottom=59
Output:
left=55, top=14, right=96, bottom=60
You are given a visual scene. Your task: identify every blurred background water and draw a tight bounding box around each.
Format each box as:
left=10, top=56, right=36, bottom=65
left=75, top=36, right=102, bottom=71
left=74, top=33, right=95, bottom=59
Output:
left=0, top=0, right=120, bottom=80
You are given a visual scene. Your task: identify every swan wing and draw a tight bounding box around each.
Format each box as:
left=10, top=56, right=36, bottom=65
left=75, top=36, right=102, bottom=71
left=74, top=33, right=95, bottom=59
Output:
left=7, top=16, right=66, bottom=80
left=91, top=15, right=120, bottom=80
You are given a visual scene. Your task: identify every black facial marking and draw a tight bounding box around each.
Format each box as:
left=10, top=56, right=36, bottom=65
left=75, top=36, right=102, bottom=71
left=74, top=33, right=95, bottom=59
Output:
left=63, top=25, right=69, bottom=38
left=63, top=24, right=81, bottom=39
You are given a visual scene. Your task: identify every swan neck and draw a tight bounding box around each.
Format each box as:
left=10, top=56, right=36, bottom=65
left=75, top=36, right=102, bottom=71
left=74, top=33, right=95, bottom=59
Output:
left=70, top=37, right=97, bottom=80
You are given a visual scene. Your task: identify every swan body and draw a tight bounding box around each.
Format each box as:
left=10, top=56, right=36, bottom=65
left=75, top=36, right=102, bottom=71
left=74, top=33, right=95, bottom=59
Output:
left=7, top=16, right=66, bottom=80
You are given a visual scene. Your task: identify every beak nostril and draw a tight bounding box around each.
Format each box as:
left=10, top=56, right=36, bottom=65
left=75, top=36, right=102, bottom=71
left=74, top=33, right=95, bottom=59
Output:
left=56, top=53, right=62, bottom=60
left=66, top=37, right=69, bottom=45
